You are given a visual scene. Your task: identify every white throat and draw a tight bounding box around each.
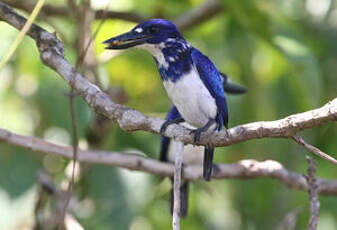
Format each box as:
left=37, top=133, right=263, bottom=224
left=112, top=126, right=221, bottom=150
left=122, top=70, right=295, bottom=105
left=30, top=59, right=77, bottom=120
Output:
left=137, top=43, right=168, bottom=69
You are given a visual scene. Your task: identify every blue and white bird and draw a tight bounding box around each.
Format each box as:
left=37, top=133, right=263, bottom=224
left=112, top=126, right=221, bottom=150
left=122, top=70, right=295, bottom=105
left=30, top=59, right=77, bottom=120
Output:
left=104, top=19, right=229, bottom=181
left=160, top=74, right=246, bottom=217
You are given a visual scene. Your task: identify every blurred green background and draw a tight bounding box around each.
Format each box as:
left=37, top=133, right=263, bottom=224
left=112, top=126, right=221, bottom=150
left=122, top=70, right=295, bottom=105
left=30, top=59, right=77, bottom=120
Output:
left=0, top=0, right=337, bottom=229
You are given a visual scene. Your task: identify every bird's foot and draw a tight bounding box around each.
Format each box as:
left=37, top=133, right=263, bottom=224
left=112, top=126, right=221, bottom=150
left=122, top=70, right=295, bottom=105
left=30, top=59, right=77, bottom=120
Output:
left=190, top=119, right=216, bottom=144
left=189, top=129, right=201, bottom=144
left=160, top=118, right=185, bottom=135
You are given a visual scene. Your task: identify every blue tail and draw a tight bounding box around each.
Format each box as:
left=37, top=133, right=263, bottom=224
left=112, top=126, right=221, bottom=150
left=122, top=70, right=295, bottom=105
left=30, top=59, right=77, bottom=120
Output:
left=203, top=147, right=214, bottom=181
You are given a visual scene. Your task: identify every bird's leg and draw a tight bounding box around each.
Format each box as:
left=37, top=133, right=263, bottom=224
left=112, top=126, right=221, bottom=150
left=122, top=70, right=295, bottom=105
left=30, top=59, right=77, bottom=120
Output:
left=190, top=119, right=216, bottom=144
left=160, top=118, right=185, bottom=135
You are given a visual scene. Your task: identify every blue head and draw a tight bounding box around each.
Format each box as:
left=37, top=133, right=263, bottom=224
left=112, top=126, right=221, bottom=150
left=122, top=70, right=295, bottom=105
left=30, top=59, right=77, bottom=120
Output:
left=104, top=19, right=192, bottom=81
left=103, top=19, right=184, bottom=50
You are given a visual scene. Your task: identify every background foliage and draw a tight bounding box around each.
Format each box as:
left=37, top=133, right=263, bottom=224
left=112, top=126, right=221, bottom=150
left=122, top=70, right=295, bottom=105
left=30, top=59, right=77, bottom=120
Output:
left=0, top=0, right=336, bottom=229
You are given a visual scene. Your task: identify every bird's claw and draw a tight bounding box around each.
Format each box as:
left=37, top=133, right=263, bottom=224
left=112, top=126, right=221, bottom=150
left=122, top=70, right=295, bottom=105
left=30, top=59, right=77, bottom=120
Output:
left=190, top=129, right=202, bottom=144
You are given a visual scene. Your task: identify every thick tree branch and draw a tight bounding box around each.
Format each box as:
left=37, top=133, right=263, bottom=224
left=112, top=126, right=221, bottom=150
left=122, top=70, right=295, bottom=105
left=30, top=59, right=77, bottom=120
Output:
left=0, top=2, right=336, bottom=160
left=1, top=127, right=337, bottom=195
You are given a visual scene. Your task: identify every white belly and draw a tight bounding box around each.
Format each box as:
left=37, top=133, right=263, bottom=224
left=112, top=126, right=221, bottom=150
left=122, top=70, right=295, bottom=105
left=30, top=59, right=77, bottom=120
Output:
left=163, top=68, right=217, bottom=128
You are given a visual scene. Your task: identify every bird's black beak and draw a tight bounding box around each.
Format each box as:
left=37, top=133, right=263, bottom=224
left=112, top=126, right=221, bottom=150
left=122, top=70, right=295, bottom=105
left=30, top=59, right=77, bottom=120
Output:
left=103, top=30, right=151, bottom=49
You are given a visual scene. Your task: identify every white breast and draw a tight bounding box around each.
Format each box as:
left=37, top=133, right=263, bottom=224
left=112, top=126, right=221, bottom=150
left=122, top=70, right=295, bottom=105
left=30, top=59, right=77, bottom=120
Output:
left=163, top=68, right=217, bottom=128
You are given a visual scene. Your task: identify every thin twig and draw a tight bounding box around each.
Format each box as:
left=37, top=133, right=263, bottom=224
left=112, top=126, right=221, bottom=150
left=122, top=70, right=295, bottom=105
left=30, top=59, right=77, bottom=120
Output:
left=305, top=156, right=320, bottom=230
left=172, top=142, right=184, bottom=230
left=59, top=88, right=79, bottom=229
left=60, top=0, right=112, bottom=227
left=292, top=135, right=337, bottom=165
left=75, top=1, right=111, bottom=70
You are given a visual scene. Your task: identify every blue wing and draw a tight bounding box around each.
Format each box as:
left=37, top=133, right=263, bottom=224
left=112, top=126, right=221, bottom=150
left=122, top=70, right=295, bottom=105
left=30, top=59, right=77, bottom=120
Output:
left=191, top=47, right=228, bottom=129
left=159, top=106, right=182, bottom=162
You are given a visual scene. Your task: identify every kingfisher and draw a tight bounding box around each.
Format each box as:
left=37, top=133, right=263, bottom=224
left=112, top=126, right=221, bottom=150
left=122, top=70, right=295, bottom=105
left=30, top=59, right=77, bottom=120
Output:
left=160, top=74, right=246, bottom=217
left=104, top=19, right=229, bottom=181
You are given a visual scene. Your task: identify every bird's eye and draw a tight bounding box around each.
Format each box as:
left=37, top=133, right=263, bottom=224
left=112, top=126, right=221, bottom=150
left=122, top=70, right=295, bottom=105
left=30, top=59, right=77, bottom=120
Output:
left=147, top=26, right=158, bottom=34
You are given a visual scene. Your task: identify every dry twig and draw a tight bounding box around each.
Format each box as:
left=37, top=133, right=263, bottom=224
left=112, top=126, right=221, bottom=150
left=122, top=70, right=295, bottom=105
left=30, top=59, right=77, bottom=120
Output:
left=292, top=135, right=337, bottom=165
left=172, top=142, right=184, bottom=230
left=305, top=156, right=320, bottom=230
left=60, top=0, right=113, bottom=227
